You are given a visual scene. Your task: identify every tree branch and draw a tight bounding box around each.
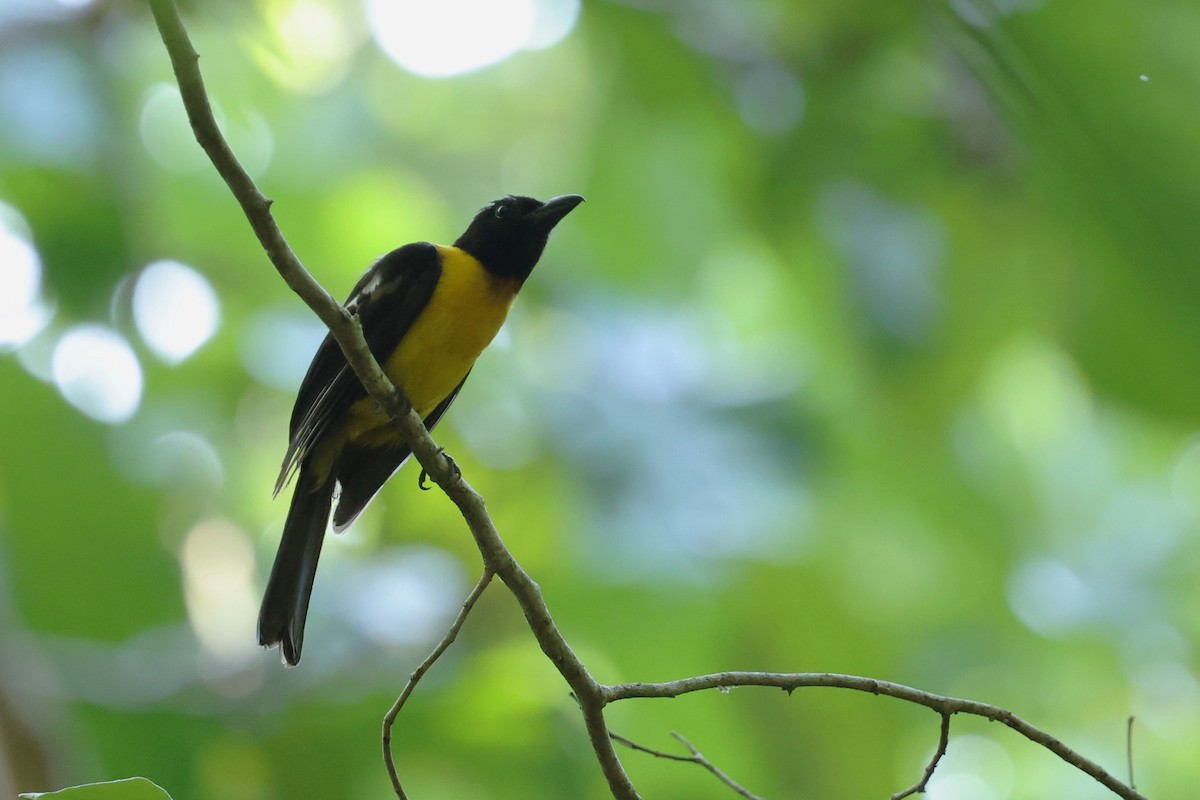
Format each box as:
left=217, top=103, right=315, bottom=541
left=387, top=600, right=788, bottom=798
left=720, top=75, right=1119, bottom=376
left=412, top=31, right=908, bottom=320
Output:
left=149, top=4, right=1151, bottom=800
left=604, top=672, right=1149, bottom=800
left=611, top=732, right=766, bottom=800
left=383, top=569, right=495, bottom=800
left=890, top=711, right=950, bottom=800
left=1126, top=716, right=1137, bottom=791
left=147, top=2, right=639, bottom=797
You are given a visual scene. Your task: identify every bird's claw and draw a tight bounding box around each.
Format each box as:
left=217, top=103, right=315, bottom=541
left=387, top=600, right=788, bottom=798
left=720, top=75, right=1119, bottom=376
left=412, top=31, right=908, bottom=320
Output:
left=418, top=447, right=459, bottom=491
left=442, top=449, right=461, bottom=480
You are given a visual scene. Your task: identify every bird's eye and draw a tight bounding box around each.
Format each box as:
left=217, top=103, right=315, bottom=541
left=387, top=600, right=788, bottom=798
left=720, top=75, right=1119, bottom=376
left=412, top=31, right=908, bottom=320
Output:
left=493, top=203, right=508, bottom=219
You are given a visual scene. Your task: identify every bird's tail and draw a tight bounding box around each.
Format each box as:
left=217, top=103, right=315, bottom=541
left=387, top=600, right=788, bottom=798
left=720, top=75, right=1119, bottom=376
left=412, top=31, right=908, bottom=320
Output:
left=257, top=468, right=335, bottom=666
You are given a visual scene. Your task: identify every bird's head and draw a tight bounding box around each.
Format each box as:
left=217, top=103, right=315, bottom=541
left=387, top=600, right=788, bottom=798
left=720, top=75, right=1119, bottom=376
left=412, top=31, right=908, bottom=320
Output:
left=454, top=194, right=584, bottom=282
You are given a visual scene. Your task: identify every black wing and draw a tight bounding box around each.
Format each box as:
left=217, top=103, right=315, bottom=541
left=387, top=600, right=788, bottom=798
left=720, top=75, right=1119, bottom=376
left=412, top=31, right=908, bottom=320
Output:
left=274, top=242, right=443, bottom=495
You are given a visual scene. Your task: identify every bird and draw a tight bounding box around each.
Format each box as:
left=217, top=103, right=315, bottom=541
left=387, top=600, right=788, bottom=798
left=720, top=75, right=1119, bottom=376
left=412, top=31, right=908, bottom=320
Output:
left=258, top=193, right=584, bottom=665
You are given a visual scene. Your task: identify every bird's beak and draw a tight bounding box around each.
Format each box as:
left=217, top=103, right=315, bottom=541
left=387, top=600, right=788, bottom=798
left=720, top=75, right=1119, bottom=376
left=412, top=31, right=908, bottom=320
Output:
left=530, top=194, right=585, bottom=229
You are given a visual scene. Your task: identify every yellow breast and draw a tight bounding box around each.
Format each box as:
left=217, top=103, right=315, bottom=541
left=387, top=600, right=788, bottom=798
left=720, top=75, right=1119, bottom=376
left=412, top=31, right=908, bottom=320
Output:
left=346, top=245, right=518, bottom=446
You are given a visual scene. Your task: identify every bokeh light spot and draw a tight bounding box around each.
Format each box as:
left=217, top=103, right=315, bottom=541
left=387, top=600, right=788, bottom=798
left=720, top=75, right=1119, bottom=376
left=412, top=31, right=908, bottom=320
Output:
left=151, top=431, right=225, bottom=489
left=252, top=0, right=353, bottom=93
left=1007, top=557, right=1093, bottom=637
left=239, top=307, right=327, bottom=390
left=981, top=340, right=1092, bottom=458
left=109, top=420, right=225, bottom=490
left=367, top=0, right=533, bottom=77
left=736, top=64, right=805, bottom=135
left=133, top=260, right=220, bottom=364
left=0, top=202, right=52, bottom=348
left=139, top=83, right=208, bottom=173
left=925, top=735, right=1013, bottom=800
left=527, top=0, right=580, bottom=49
left=182, top=518, right=260, bottom=664
left=52, top=325, right=143, bottom=424
left=365, top=0, right=576, bottom=77
left=337, top=547, right=466, bottom=646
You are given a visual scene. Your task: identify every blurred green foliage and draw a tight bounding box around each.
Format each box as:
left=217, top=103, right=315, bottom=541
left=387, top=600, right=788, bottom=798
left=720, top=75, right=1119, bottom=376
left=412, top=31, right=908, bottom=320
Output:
left=1, top=0, right=1198, bottom=798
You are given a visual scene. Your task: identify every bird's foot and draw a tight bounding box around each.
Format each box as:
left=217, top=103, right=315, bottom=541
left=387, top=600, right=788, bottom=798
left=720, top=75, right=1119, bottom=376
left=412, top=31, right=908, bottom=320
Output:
left=418, top=447, right=460, bottom=491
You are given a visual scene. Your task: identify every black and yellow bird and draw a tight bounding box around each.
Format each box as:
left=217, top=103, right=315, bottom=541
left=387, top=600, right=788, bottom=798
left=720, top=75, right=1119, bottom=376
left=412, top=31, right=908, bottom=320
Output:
left=258, top=193, right=584, bottom=665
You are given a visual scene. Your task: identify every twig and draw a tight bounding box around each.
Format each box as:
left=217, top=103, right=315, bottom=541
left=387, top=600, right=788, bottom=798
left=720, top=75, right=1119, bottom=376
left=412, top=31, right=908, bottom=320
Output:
left=605, top=673, right=1149, bottom=800
left=383, top=569, right=495, bottom=799
left=890, top=711, right=951, bottom=800
left=611, top=732, right=766, bottom=800
left=1126, top=716, right=1136, bottom=791
left=610, top=732, right=695, bottom=764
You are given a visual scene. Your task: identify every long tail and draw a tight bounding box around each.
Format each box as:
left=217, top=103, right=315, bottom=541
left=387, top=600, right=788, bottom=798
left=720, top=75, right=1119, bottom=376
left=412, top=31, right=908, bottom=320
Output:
left=258, top=468, right=335, bottom=666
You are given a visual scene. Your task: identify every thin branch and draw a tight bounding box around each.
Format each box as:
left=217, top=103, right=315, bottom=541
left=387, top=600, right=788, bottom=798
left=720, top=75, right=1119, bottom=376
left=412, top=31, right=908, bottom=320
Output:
left=611, top=732, right=696, bottom=764
left=383, top=569, right=495, bottom=800
left=604, top=673, right=1148, bottom=800
left=672, top=733, right=766, bottom=800
left=147, top=3, right=638, bottom=797
left=1126, top=716, right=1136, bottom=791
left=612, top=732, right=766, bottom=800
left=890, top=711, right=951, bottom=800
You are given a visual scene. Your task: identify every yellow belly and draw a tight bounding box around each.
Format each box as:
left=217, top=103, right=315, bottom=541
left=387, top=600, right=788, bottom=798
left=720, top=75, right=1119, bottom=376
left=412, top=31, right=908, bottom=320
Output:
left=346, top=245, right=518, bottom=446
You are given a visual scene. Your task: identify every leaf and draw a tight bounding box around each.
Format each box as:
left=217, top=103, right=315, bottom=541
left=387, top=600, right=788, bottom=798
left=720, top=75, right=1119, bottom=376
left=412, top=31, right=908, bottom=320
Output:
left=20, top=778, right=173, bottom=800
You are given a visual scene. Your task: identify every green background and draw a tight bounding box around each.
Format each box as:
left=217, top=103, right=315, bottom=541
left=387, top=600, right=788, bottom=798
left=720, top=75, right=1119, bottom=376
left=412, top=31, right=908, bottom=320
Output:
left=1, top=0, right=1198, bottom=798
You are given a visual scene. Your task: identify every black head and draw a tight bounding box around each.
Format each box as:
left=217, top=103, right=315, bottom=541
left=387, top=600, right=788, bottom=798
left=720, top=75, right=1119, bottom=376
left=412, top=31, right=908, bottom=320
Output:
left=454, top=194, right=584, bottom=282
